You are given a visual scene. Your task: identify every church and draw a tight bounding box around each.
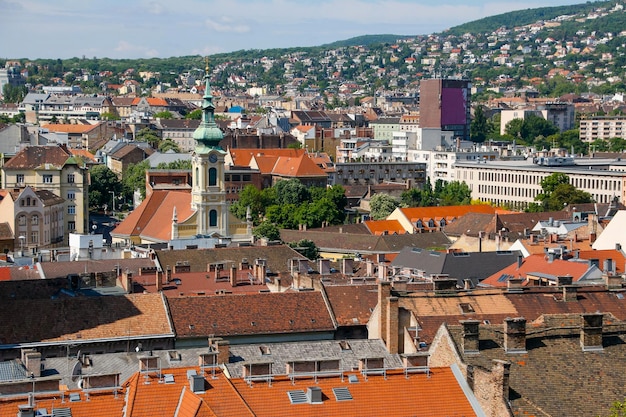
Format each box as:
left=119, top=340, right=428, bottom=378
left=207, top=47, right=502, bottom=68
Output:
left=111, top=62, right=253, bottom=247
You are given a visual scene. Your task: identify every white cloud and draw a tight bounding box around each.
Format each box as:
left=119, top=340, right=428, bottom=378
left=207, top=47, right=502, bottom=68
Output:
left=145, top=1, right=164, bottom=15
left=205, top=17, right=250, bottom=33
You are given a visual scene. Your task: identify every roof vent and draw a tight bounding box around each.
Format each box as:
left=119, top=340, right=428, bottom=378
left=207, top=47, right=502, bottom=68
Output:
left=307, top=386, right=323, bottom=404
left=332, top=386, right=353, bottom=401
left=287, top=390, right=308, bottom=404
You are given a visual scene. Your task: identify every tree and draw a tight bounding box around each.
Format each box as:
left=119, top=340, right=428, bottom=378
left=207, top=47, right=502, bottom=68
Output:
left=2, top=84, right=27, bottom=103
left=230, top=185, right=273, bottom=225
left=401, top=188, right=423, bottom=207
left=288, top=239, right=319, bottom=260
left=153, top=110, right=173, bottom=119
left=601, top=399, right=626, bottom=417
left=470, top=105, right=488, bottom=143
left=89, top=165, right=122, bottom=210
left=100, top=112, right=120, bottom=120
left=520, top=114, right=559, bottom=141
left=135, top=128, right=161, bottom=148
left=158, top=138, right=181, bottom=153
left=369, top=193, right=400, bottom=220
left=186, top=109, right=202, bottom=119
left=122, top=160, right=150, bottom=200
left=274, top=179, right=310, bottom=206
left=437, top=181, right=472, bottom=206
left=253, top=221, right=281, bottom=241
left=532, top=173, right=593, bottom=212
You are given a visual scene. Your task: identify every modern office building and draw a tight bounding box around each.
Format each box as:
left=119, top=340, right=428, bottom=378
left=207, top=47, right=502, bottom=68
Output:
left=419, top=78, right=471, bottom=141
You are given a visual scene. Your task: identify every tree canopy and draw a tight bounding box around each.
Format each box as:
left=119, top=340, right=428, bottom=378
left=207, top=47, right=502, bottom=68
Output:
left=89, top=165, right=122, bottom=210
left=528, top=172, right=593, bottom=212
left=369, top=193, right=400, bottom=220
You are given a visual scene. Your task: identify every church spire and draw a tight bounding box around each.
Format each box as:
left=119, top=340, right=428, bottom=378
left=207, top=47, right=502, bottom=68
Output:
left=193, top=57, right=224, bottom=152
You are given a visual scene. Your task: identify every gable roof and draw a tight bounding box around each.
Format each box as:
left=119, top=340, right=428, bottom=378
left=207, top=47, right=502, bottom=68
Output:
left=396, top=205, right=499, bottom=224
left=3, top=145, right=75, bottom=170
left=228, top=148, right=305, bottom=167
left=40, top=123, right=99, bottom=134
left=166, top=292, right=335, bottom=338
left=480, top=253, right=598, bottom=287
left=112, top=190, right=193, bottom=242
left=363, top=219, right=406, bottom=235
left=324, top=284, right=378, bottom=326
left=271, top=154, right=327, bottom=178
left=0, top=292, right=173, bottom=345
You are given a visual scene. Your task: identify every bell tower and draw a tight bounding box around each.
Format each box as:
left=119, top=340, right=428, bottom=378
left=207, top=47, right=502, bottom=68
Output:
left=191, top=58, right=228, bottom=237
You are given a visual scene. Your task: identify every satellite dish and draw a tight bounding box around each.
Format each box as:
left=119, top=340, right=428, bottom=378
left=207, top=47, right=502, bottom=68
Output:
left=71, top=360, right=82, bottom=382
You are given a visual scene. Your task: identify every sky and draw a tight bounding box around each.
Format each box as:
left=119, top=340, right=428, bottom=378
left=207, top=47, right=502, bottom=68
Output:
left=0, top=0, right=582, bottom=60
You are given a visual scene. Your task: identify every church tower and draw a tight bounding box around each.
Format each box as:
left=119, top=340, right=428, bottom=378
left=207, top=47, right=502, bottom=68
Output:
left=191, top=59, right=228, bottom=237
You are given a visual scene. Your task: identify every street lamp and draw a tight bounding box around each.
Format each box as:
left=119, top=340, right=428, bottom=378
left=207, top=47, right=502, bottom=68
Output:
left=109, top=191, right=116, bottom=215
left=18, top=235, right=25, bottom=256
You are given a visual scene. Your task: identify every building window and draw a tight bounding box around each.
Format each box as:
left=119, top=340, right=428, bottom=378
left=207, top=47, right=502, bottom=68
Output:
left=18, top=215, right=26, bottom=226
left=43, top=175, right=53, bottom=184
left=67, top=191, right=75, bottom=200
left=68, top=221, right=75, bottom=231
left=30, top=231, right=38, bottom=245
left=209, top=210, right=218, bottom=227
left=209, top=168, right=217, bottom=186
left=67, top=174, right=75, bottom=183
left=68, top=205, right=76, bottom=215
left=16, top=174, right=24, bottom=185
left=32, top=215, right=39, bottom=225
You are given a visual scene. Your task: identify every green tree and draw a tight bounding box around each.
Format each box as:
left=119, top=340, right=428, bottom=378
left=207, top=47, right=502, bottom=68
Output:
left=154, top=110, right=173, bottom=119
left=369, top=193, right=400, bottom=220
left=601, top=398, right=626, bottom=417
left=265, top=203, right=298, bottom=229
left=505, top=118, right=524, bottom=140
left=288, top=239, right=319, bottom=260
left=89, top=165, right=122, bottom=210
left=274, top=179, right=310, bottom=206
left=520, top=114, right=559, bottom=142
left=253, top=221, right=281, bottom=241
left=100, top=112, right=120, bottom=120
left=122, top=160, right=150, bottom=200
left=230, top=185, right=274, bottom=225
left=158, top=138, right=181, bottom=153
left=186, top=109, right=202, bottom=119
left=2, top=84, right=27, bottom=103
left=470, top=105, right=488, bottom=143
left=437, top=181, right=472, bottom=206
left=533, top=173, right=593, bottom=211
left=135, top=127, right=161, bottom=148
left=401, top=188, right=423, bottom=207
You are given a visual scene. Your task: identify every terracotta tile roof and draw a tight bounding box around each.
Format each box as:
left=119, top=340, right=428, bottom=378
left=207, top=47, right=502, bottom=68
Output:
left=71, top=148, right=97, bottom=162
left=251, top=154, right=280, bottom=174
left=0, top=221, right=13, bottom=240
left=0, top=293, right=173, bottom=345
left=230, top=368, right=478, bottom=417
left=271, top=154, right=327, bottom=178
left=364, top=219, right=406, bottom=235
left=135, top=270, right=269, bottom=296
left=167, top=292, right=335, bottom=338
left=480, top=253, right=595, bottom=287
left=41, top=123, right=99, bottom=134
left=0, top=390, right=126, bottom=417
left=38, top=258, right=155, bottom=280
left=112, top=191, right=193, bottom=242
left=228, top=148, right=306, bottom=167
left=131, top=97, right=168, bottom=107
left=397, top=204, right=500, bottom=225
left=324, top=284, right=378, bottom=326
left=575, top=249, right=626, bottom=274
left=3, top=144, right=74, bottom=170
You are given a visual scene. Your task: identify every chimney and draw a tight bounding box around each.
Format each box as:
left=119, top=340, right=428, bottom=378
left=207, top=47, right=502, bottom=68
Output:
left=156, top=270, right=163, bottom=292
left=378, top=263, right=388, bottom=281
left=378, top=281, right=392, bottom=341
left=212, top=338, right=230, bottom=364
left=188, top=372, right=205, bottom=393
left=123, top=270, right=133, bottom=294
left=463, top=279, right=473, bottom=290
left=306, top=386, right=323, bottom=404
left=507, top=277, right=525, bottom=292
left=605, top=274, right=623, bottom=290
left=517, top=254, right=523, bottom=268
left=581, top=313, right=603, bottom=352
left=230, top=265, right=237, bottom=287
left=293, top=271, right=301, bottom=289
left=21, top=349, right=41, bottom=377
left=504, top=317, right=527, bottom=354
left=556, top=275, right=573, bottom=286
left=341, top=258, right=354, bottom=275
left=616, top=243, right=622, bottom=251
left=366, top=259, right=374, bottom=276
left=318, top=258, right=330, bottom=275
left=492, top=360, right=511, bottom=403
left=166, top=265, right=171, bottom=282
left=386, top=296, right=399, bottom=354
left=256, top=264, right=266, bottom=282
left=460, top=320, right=480, bottom=354
left=433, top=277, right=458, bottom=294
left=563, top=285, right=578, bottom=302
left=603, top=259, right=614, bottom=275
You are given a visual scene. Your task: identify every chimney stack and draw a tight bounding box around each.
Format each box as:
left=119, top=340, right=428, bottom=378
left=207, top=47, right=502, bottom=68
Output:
left=378, top=263, right=388, bottom=281
left=21, top=349, right=41, bottom=377
left=318, top=258, right=330, bottom=275
left=504, top=317, right=527, bottom=354
left=563, top=285, right=578, bottom=302
left=378, top=281, right=392, bottom=341
left=156, top=270, right=163, bottom=292
left=341, top=258, right=354, bottom=275
left=581, top=313, right=603, bottom=352
left=366, top=259, right=374, bottom=277
left=433, top=277, right=458, bottom=295
left=230, top=265, right=237, bottom=287
left=556, top=275, right=573, bottom=286
left=507, top=277, right=525, bottom=292
left=386, top=296, right=399, bottom=354
left=460, top=320, right=480, bottom=354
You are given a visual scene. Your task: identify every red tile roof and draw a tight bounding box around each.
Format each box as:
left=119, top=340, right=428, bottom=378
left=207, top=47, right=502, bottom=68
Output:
left=271, top=154, right=326, bottom=178
left=364, top=219, right=406, bottom=235
left=229, top=148, right=305, bottom=167
left=480, top=254, right=594, bottom=287
left=167, top=292, right=335, bottom=338
left=41, top=123, right=99, bottom=134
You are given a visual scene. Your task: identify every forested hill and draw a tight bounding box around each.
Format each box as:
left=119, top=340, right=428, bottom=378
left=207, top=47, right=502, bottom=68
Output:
left=444, top=0, right=616, bottom=36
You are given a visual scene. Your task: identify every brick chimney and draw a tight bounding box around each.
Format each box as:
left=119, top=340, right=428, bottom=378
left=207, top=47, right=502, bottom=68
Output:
left=156, top=270, right=163, bottom=292
left=209, top=338, right=230, bottom=364
left=21, top=349, right=41, bottom=377
left=386, top=296, right=399, bottom=354
left=492, top=360, right=511, bottom=403
left=230, top=265, right=237, bottom=287
left=504, top=317, right=527, bottom=354
left=378, top=264, right=388, bottom=281
left=433, top=277, right=457, bottom=295
left=605, top=274, right=623, bottom=290
left=460, top=320, right=480, bottom=354
left=378, top=281, right=392, bottom=341
left=165, top=265, right=171, bottom=282
left=507, top=277, right=525, bottom=292
left=581, top=313, right=603, bottom=352
left=122, top=270, right=133, bottom=294
left=256, top=263, right=266, bottom=283
left=366, top=259, right=374, bottom=276
left=556, top=275, right=573, bottom=286
left=563, top=285, right=578, bottom=302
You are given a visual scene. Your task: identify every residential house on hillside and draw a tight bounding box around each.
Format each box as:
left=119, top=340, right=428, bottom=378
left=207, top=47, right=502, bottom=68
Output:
left=1, top=145, right=89, bottom=238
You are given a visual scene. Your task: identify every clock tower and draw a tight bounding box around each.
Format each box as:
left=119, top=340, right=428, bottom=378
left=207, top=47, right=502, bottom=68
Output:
left=191, top=59, right=228, bottom=237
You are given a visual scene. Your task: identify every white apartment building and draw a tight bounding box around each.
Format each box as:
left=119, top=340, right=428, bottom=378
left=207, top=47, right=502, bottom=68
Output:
left=579, top=116, right=626, bottom=142
left=455, top=158, right=626, bottom=210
